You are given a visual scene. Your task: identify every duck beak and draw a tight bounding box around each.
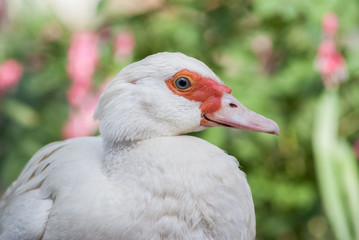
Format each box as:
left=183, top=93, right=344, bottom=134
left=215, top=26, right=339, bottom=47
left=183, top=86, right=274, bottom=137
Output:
left=201, top=94, right=280, bottom=135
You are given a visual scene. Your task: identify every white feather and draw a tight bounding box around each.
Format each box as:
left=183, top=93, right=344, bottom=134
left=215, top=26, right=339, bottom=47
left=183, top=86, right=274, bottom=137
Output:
left=0, top=52, right=256, bottom=240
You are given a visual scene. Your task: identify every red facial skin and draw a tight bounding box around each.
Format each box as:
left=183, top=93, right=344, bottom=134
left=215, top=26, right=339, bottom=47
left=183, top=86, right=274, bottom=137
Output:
left=166, top=69, right=280, bottom=135
left=165, top=69, right=231, bottom=124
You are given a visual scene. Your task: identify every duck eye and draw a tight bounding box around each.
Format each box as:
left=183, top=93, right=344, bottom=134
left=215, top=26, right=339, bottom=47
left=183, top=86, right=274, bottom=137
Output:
left=175, top=77, right=191, bottom=90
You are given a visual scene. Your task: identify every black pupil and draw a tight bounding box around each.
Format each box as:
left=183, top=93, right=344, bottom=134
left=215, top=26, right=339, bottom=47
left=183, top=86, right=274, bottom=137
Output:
left=176, top=77, right=190, bottom=89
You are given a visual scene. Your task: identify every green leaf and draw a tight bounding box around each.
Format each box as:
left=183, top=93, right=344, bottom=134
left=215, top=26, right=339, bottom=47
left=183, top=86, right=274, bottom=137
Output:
left=312, top=90, right=354, bottom=240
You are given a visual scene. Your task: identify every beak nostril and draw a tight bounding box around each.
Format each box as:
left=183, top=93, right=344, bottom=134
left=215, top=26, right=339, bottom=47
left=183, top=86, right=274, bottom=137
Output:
left=229, top=103, right=238, bottom=108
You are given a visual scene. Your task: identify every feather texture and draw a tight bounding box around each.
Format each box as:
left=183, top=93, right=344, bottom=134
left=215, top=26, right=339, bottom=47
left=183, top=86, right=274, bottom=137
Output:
left=0, top=52, right=278, bottom=240
left=0, top=137, right=255, bottom=239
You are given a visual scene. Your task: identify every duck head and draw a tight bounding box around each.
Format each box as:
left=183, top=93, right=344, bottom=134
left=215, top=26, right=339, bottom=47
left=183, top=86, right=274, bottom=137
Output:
left=94, top=52, right=279, bottom=144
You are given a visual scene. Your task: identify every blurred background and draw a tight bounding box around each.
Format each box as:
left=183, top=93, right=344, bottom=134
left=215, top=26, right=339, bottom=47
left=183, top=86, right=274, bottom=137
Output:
left=0, top=0, right=358, bottom=239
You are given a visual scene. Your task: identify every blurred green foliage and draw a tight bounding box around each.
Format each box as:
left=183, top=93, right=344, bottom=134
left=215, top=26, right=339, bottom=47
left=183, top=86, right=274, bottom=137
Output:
left=313, top=91, right=359, bottom=240
left=1, top=0, right=359, bottom=239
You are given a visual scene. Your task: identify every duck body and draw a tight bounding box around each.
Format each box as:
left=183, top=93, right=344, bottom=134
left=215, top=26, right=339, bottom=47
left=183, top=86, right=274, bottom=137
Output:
left=0, top=52, right=279, bottom=239
left=1, top=136, right=254, bottom=240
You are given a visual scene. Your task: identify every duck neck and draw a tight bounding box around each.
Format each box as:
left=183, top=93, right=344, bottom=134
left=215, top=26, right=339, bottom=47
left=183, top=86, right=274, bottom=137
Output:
left=102, top=139, right=139, bottom=176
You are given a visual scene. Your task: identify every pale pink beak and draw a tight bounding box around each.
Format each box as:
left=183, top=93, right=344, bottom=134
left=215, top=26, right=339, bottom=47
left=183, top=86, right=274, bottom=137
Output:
left=201, top=94, right=280, bottom=135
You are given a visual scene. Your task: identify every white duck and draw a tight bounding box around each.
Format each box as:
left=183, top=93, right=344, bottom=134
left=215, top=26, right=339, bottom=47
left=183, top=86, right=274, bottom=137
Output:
left=0, top=52, right=279, bottom=240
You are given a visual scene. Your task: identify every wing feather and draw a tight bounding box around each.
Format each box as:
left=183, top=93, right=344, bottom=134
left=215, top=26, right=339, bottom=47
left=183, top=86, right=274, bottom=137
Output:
left=0, top=140, right=70, bottom=240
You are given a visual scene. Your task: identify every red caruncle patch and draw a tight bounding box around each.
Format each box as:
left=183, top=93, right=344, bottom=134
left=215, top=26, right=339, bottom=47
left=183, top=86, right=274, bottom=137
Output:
left=165, top=69, right=231, bottom=114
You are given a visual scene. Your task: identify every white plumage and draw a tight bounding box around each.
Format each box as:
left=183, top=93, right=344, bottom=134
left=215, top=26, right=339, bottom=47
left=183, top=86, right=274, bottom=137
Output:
left=0, top=52, right=279, bottom=240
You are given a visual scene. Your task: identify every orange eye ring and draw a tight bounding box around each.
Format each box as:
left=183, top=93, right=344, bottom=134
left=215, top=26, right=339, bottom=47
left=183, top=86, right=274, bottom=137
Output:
left=173, top=76, right=193, bottom=92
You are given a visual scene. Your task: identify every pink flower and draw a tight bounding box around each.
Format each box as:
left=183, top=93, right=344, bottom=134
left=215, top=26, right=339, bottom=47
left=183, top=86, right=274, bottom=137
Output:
left=62, top=80, right=108, bottom=139
left=322, top=12, right=338, bottom=38
left=64, top=31, right=106, bottom=138
left=62, top=94, right=99, bottom=139
left=316, top=40, right=347, bottom=82
left=315, top=13, right=347, bottom=88
left=67, top=82, right=91, bottom=107
left=66, top=32, right=99, bottom=106
left=114, top=31, right=135, bottom=61
left=0, top=59, right=23, bottom=92
left=67, top=32, right=99, bottom=84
